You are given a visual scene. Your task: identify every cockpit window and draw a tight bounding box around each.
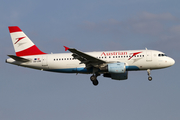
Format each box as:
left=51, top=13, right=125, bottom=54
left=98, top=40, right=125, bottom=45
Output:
left=158, top=54, right=167, bottom=57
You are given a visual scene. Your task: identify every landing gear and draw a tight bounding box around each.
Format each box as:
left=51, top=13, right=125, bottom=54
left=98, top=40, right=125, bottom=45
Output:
left=148, top=76, right=152, bottom=81
left=90, top=74, right=100, bottom=86
left=147, top=69, right=152, bottom=81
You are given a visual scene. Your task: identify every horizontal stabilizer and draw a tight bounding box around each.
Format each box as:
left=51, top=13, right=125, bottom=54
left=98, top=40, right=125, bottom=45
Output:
left=8, top=55, right=30, bottom=62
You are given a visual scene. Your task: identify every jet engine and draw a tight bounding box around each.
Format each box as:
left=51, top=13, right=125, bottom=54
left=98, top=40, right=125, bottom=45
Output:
left=107, top=63, right=126, bottom=73
left=103, top=63, right=128, bottom=80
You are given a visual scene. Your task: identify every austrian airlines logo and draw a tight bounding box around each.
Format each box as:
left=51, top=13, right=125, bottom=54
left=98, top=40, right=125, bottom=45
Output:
left=128, top=52, right=142, bottom=60
left=14, top=37, right=26, bottom=44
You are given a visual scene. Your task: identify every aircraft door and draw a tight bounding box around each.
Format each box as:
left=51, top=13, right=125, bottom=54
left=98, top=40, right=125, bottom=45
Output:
left=42, top=55, right=48, bottom=68
left=146, top=51, right=152, bottom=61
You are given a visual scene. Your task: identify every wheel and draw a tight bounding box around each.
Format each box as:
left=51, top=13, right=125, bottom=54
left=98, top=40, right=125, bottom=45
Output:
left=92, top=80, right=99, bottom=86
left=148, top=76, right=152, bottom=81
left=90, top=75, right=99, bottom=86
left=90, top=75, right=97, bottom=81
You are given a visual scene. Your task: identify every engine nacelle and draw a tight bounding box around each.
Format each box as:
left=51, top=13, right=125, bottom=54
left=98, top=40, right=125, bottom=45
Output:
left=103, top=72, right=128, bottom=80
left=108, top=63, right=126, bottom=73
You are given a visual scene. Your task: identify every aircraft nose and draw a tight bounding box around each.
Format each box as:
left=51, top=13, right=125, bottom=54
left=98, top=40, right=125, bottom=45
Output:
left=169, top=58, right=175, bottom=66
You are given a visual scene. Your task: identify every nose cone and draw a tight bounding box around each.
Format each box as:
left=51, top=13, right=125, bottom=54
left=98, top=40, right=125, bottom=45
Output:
left=166, top=57, right=175, bottom=67
left=170, top=58, right=175, bottom=66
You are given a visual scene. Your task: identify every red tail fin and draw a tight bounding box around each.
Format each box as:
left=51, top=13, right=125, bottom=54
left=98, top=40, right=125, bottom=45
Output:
left=8, top=26, right=46, bottom=56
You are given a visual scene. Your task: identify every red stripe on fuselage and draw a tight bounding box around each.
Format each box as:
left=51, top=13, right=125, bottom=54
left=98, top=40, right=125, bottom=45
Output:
left=16, top=45, right=46, bottom=56
left=128, top=52, right=142, bottom=60
left=9, top=26, right=22, bottom=33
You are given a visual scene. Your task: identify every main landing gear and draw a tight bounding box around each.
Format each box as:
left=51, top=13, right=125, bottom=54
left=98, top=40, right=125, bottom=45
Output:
left=147, top=69, right=152, bottom=81
left=90, top=74, right=100, bottom=86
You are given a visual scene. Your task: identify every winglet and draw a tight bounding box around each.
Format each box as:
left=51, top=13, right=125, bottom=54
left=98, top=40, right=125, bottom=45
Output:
left=64, top=46, right=70, bottom=51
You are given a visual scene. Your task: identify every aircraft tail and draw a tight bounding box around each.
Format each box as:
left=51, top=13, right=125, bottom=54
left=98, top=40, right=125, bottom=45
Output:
left=8, top=26, right=46, bottom=56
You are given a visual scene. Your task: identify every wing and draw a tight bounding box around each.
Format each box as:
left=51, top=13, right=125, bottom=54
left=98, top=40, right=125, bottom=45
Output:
left=64, top=46, right=106, bottom=68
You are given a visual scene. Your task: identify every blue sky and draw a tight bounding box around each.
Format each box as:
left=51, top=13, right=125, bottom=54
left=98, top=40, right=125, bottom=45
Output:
left=0, top=0, right=180, bottom=120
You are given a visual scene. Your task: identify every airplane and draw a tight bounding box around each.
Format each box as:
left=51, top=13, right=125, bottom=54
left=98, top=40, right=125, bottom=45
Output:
left=6, top=26, right=175, bottom=86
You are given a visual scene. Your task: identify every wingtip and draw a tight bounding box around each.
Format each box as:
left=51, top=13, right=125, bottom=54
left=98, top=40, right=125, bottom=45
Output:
left=64, top=46, right=70, bottom=51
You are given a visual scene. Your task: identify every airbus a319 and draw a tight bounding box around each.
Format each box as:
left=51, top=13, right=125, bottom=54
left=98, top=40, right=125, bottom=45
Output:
left=6, top=26, right=175, bottom=86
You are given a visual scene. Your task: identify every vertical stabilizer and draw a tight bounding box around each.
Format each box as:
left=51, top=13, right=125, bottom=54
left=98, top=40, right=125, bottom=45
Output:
left=8, top=26, right=46, bottom=56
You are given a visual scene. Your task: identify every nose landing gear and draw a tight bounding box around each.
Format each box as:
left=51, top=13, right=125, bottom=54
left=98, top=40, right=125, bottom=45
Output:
left=147, top=69, right=152, bottom=81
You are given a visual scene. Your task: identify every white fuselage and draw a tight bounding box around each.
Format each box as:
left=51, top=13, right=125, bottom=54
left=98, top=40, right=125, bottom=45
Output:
left=6, top=49, right=175, bottom=74
left=6, top=26, right=175, bottom=85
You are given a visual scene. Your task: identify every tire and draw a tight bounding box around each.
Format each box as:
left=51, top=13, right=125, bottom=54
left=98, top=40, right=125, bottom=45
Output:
left=92, top=80, right=99, bottom=86
left=148, top=76, right=152, bottom=81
